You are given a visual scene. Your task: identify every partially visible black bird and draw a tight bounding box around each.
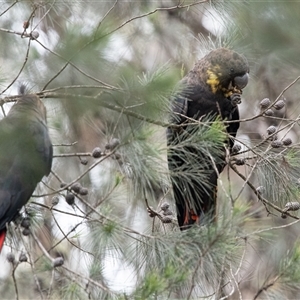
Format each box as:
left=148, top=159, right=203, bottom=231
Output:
left=167, top=48, right=249, bottom=230
left=0, top=88, right=53, bottom=251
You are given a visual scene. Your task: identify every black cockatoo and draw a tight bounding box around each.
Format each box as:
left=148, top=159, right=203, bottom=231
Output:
left=0, top=89, right=53, bottom=251
left=167, top=48, right=249, bottom=230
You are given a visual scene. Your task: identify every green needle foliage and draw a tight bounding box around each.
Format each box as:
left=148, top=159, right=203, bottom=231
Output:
left=255, top=148, right=300, bottom=206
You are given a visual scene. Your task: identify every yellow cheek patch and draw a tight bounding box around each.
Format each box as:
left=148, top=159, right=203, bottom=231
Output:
left=206, top=65, right=243, bottom=98
left=206, top=69, right=220, bottom=94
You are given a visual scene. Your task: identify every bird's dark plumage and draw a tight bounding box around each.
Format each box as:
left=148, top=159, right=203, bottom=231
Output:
left=0, top=91, right=53, bottom=251
left=167, top=48, right=249, bottom=230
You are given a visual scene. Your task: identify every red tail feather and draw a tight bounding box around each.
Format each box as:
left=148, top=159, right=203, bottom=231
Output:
left=183, top=209, right=199, bottom=226
left=0, top=230, right=6, bottom=253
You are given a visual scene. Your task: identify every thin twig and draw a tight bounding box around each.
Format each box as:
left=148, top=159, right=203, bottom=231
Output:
left=229, top=76, right=300, bottom=127
left=0, top=0, right=18, bottom=17
left=36, top=151, right=113, bottom=197
left=60, top=264, right=113, bottom=294
left=53, top=152, right=91, bottom=158
left=0, top=36, right=32, bottom=95
left=94, top=0, right=118, bottom=35
left=38, top=91, right=168, bottom=127
left=244, top=218, right=300, bottom=238
left=101, top=0, right=209, bottom=39
left=11, top=264, right=19, bottom=300
left=230, top=163, right=299, bottom=219
left=19, top=232, right=45, bottom=299
left=253, top=274, right=281, bottom=300
left=36, top=39, right=119, bottom=91
left=47, top=269, right=55, bottom=300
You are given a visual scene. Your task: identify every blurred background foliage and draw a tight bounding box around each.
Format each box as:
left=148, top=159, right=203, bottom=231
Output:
left=1, top=0, right=300, bottom=299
